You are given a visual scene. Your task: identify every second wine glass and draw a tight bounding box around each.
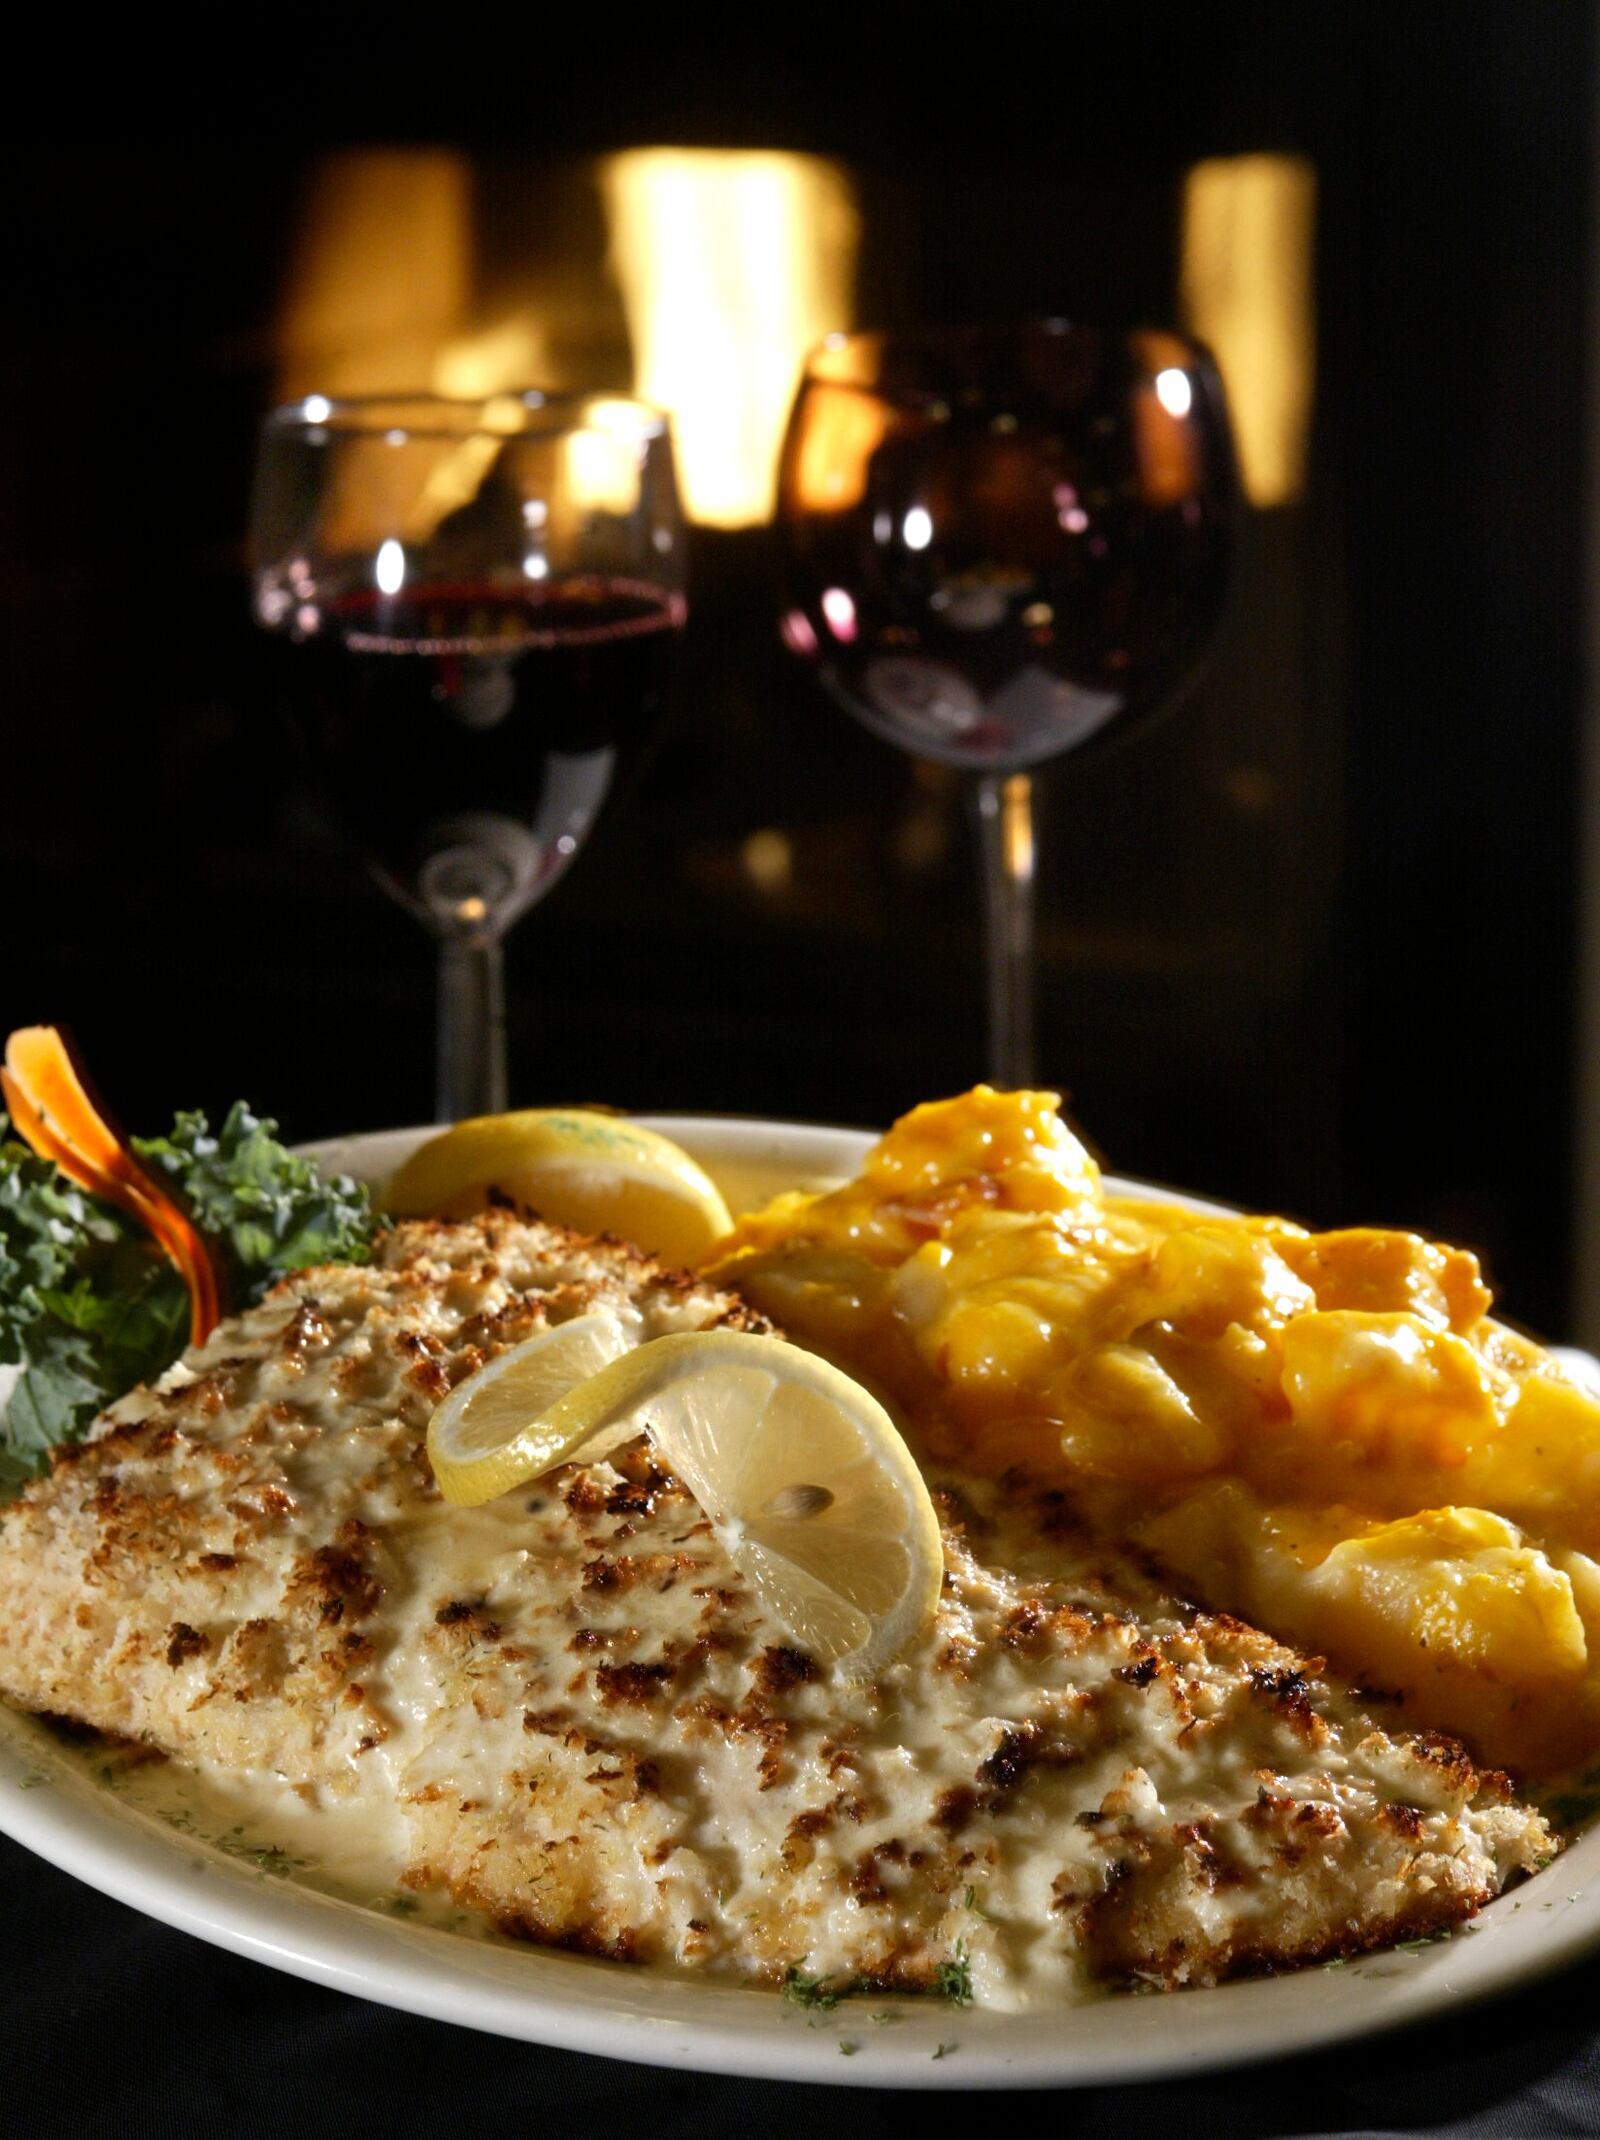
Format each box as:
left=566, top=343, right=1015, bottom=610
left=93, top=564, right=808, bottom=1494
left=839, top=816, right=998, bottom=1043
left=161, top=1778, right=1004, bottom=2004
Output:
left=252, top=391, right=685, bottom=1121
left=777, top=321, right=1236, bottom=1086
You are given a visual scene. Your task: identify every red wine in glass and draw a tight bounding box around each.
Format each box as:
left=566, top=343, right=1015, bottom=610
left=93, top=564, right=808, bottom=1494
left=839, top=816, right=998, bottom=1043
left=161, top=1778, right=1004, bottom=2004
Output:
left=286, top=577, right=682, bottom=927
left=251, top=392, right=686, bottom=1120
left=777, top=323, right=1237, bottom=1078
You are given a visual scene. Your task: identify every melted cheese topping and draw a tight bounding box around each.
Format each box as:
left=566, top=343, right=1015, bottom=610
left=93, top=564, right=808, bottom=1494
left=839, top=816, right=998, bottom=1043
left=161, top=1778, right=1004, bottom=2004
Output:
left=712, top=1088, right=1600, bottom=1775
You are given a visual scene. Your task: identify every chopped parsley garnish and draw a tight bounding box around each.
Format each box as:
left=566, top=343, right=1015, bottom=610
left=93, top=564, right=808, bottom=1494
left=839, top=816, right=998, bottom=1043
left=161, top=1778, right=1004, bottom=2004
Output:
left=782, top=1962, right=844, bottom=2011
left=783, top=1944, right=976, bottom=2015
left=935, top=1939, right=975, bottom=2007
left=156, top=1811, right=306, bottom=1876
left=224, top=1840, right=305, bottom=1878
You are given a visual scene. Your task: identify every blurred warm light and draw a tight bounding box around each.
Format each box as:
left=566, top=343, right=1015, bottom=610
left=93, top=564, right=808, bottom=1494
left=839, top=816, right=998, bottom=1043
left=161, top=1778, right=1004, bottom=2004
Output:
left=742, top=827, right=794, bottom=892
left=564, top=423, right=643, bottom=516
left=789, top=384, right=890, bottom=515
left=280, top=146, right=858, bottom=536
left=280, top=153, right=553, bottom=405
left=1133, top=334, right=1203, bottom=506
left=601, top=150, right=859, bottom=527
left=279, top=153, right=558, bottom=554
left=1180, top=155, right=1316, bottom=506
left=278, top=151, right=475, bottom=397
left=1002, top=772, right=1035, bottom=882
left=433, top=321, right=550, bottom=402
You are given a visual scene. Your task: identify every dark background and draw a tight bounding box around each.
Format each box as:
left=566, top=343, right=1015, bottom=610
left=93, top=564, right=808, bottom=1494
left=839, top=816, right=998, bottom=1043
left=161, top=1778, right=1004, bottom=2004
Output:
left=4, top=14, right=1600, bottom=2137
left=0, top=4, right=1589, bottom=1336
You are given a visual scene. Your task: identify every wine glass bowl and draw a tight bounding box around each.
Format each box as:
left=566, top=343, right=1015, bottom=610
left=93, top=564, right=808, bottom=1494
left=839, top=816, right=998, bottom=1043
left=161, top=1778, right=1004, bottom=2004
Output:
left=779, top=324, right=1234, bottom=769
left=251, top=392, right=685, bottom=1119
left=776, top=321, right=1237, bottom=1079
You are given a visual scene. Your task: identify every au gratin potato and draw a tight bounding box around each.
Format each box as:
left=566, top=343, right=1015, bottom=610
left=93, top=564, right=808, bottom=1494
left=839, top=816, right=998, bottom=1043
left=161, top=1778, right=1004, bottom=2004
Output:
left=712, top=1086, right=1600, bottom=1777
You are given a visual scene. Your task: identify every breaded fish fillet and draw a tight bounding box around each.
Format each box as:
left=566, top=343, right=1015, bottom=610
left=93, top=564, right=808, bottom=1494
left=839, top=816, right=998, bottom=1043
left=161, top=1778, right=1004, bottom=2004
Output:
left=0, top=1214, right=1555, bottom=2005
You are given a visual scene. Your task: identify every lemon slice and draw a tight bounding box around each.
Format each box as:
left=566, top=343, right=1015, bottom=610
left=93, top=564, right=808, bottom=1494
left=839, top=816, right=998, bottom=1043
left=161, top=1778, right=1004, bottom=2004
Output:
left=426, top=1309, right=640, bottom=1506
left=532, top=1331, right=944, bottom=1675
left=385, top=1110, right=733, bottom=1267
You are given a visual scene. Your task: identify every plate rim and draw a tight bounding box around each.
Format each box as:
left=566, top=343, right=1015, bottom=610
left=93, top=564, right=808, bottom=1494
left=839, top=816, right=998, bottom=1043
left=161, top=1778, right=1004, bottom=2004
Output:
left=2, top=1110, right=1596, bottom=2090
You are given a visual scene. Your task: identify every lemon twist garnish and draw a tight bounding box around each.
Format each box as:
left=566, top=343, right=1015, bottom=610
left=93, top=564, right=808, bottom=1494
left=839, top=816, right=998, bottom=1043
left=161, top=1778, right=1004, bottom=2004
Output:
left=386, top=1109, right=733, bottom=1267
left=426, top=1326, right=943, bottom=1676
left=425, top=1311, right=642, bottom=1507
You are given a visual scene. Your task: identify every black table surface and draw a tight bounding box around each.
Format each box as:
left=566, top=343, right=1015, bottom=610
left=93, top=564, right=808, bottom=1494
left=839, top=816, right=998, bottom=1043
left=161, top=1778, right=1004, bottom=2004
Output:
left=9, top=1833, right=1600, bottom=2138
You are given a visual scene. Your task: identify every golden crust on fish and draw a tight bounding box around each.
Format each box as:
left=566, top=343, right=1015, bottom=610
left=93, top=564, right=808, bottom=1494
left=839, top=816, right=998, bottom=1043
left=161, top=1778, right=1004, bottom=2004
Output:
left=0, top=1214, right=1556, bottom=2004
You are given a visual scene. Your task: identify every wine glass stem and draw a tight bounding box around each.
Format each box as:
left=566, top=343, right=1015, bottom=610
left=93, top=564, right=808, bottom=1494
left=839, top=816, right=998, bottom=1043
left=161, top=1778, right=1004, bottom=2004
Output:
left=974, top=770, right=1038, bottom=1087
left=437, top=934, right=507, bottom=1122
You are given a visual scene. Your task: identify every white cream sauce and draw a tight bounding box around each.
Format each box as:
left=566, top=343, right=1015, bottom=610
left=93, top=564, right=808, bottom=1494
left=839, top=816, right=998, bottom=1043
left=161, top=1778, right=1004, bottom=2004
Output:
left=57, top=1730, right=474, bottom=1932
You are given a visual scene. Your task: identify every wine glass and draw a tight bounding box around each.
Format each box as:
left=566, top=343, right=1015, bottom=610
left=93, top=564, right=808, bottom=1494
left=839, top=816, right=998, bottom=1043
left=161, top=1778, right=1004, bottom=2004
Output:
left=251, top=391, right=685, bottom=1121
left=776, top=322, right=1237, bottom=1085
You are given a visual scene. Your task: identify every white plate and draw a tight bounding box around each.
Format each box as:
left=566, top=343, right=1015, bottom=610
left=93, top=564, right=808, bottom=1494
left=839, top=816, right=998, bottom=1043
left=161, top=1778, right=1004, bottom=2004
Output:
left=2, top=1114, right=1596, bottom=2091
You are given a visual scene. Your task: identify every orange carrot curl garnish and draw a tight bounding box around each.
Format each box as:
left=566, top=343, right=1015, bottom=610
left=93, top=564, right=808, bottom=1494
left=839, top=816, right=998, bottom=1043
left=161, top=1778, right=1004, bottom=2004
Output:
left=1, top=1026, right=221, bottom=1346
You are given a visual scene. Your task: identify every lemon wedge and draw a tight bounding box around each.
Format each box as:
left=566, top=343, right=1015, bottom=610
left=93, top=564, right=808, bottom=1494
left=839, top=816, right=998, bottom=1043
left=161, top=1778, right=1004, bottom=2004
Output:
left=428, top=1326, right=944, bottom=1675
left=426, top=1310, right=640, bottom=1507
left=385, top=1110, right=733, bottom=1266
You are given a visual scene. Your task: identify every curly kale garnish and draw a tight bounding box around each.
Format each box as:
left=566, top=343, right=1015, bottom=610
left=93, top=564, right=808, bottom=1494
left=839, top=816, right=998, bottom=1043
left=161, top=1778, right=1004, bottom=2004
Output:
left=0, top=1104, right=376, bottom=1493
left=0, top=1116, right=183, bottom=1487
left=132, top=1103, right=373, bottom=1309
